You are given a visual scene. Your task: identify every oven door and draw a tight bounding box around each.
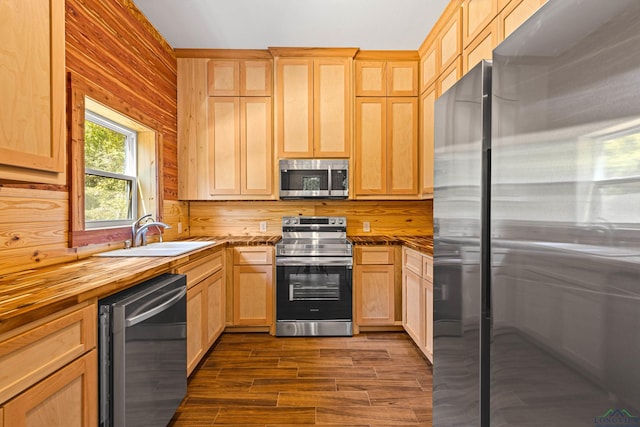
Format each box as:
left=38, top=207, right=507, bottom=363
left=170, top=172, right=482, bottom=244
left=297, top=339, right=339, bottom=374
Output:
left=276, top=259, right=352, bottom=321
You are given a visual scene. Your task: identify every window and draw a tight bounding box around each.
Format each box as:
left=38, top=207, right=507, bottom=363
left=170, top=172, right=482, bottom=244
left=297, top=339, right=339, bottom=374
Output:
left=68, top=74, right=161, bottom=247
left=84, top=111, right=138, bottom=229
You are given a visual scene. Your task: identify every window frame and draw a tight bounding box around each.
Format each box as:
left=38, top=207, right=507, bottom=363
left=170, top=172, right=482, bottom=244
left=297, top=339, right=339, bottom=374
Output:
left=84, top=111, right=138, bottom=230
left=69, top=73, right=163, bottom=248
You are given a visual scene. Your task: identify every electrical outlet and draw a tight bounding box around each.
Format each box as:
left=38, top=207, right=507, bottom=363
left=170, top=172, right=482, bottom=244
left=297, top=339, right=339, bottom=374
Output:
left=177, top=222, right=183, bottom=234
left=259, top=221, right=267, bottom=232
left=363, top=221, right=371, bottom=232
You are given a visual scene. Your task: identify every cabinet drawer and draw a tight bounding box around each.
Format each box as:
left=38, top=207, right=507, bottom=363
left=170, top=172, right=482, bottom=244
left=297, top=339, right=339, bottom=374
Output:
left=355, top=246, right=394, bottom=265
left=2, top=349, right=97, bottom=426
left=0, top=303, right=96, bottom=404
left=234, top=246, right=273, bottom=265
left=423, top=255, right=433, bottom=282
left=177, top=249, right=224, bottom=288
left=403, top=248, right=423, bottom=276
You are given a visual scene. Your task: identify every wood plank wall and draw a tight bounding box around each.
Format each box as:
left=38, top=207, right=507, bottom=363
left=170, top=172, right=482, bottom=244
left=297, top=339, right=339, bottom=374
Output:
left=0, top=0, right=179, bottom=275
left=66, top=0, right=178, bottom=200
left=190, top=200, right=433, bottom=237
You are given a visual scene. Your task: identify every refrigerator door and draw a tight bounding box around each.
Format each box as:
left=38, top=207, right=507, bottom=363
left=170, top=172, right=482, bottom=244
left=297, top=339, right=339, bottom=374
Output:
left=434, top=60, right=491, bottom=427
left=492, top=0, right=640, bottom=425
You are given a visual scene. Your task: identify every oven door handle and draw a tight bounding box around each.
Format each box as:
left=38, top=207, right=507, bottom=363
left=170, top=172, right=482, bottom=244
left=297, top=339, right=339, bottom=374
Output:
left=125, top=287, right=187, bottom=327
left=276, top=257, right=353, bottom=266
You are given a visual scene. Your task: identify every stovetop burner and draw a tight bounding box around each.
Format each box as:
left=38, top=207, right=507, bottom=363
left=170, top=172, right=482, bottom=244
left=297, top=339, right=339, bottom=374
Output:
left=276, top=216, right=352, bottom=258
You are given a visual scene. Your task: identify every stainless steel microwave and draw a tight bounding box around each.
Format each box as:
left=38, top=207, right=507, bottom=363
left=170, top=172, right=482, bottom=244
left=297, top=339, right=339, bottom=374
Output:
left=279, top=159, right=349, bottom=199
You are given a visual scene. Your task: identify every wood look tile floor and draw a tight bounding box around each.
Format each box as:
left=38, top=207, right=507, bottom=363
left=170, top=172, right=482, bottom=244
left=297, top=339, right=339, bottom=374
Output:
left=168, top=332, right=433, bottom=426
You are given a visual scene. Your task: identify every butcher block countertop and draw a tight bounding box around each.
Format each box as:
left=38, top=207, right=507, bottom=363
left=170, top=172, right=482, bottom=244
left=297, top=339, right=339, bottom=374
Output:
left=0, top=234, right=431, bottom=335
left=350, top=235, right=433, bottom=256
left=0, top=236, right=280, bottom=335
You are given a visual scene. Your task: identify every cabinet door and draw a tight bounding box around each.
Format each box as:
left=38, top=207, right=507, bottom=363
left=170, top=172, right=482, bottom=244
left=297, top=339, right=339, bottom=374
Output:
left=187, top=280, right=205, bottom=375
left=276, top=58, right=314, bottom=157
left=0, top=304, right=96, bottom=405
left=241, top=97, right=272, bottom=195
left=355, top=61, right=386, bottom=97
left=423, top=278, right=434, bottom=361
left=355, top=98, right=387, bottom=195
left=387, top=98, right=418, bottom=195
left=313, top=58, right=351, bottom=157
left=420, top=84, right=437, bottom=195
left=207, top=60, right=240, bottom=96
left=439, top=6, right=462, bottom=71
left=240, top=60, right=272, bottom=96
left=403, top=269, right=424, bottom=348
left=2, top=350, right=97, bottom=427
left=463, top=0, right=498, bottom=47
left=233, top=265, right=273, bottom=326
left=463, top=18, right=499, bottom=74
left=387, top=62, right=418, bottom=97
left=205, top=270, right=225, bottom=348
left=355, top=265, right=396, bottom=326
left=437, top=57, right=463, bottom=97
left=420, top=45, right=439, bottom=94
left=498, top=0, right=546, bottom=41
left=178, top=58, right=209, bottom=200
left=0, top=0, right=65, bottom=183
left=207, top=97, right=241, bottom=195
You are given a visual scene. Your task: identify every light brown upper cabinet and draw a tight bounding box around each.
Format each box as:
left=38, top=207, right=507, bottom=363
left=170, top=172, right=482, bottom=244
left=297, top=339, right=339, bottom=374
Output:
left=207, top=59, right=272, bottom=97
left=463, top=18, right=499, bottom=74
left=0, top=0, right=65, bottom=184
left=355, top=60, right=419, bottom=97
left=207, top=97, right=272, bottom=196
left=440, top=6, right=463, bottom=73
left=419, top=1, right=462, bottom=93
left=419, top=44, right=439, bottom=93
left=462, top=0, right=499, bottom=47
left=177, top=54, right=274, bottom=200
left=420, top=84, right=437, bottom=196
left=272, top=48, right=356, bottom=158
left=498, top=0, right=547, bottom=41
left=355, top=97, right=418, bottom=197
left=438, top=57, right=463, bottom=97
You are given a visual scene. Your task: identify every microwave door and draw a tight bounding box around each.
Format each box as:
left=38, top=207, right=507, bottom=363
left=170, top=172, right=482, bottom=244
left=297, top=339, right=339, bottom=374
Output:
left=280, top=169, right=330, bottom=198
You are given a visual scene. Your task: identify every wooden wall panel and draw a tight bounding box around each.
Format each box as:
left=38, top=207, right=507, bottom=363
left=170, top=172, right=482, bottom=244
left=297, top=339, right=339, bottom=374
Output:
left=189, top=200, right=433, bottom=237
left=0, top=187, right=76, bottom=275
left=0, top=0, right=177, bottom=272
left=65, top=0, right=177, bottom=200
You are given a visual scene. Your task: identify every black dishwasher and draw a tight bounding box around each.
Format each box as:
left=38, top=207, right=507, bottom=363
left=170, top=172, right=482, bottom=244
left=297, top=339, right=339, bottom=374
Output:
left=99, top=273, right=187, bottom=427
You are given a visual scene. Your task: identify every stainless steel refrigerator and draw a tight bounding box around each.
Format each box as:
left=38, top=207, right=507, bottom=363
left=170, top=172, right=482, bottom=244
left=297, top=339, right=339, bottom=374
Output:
left=434, top=1, right=640, bottom=426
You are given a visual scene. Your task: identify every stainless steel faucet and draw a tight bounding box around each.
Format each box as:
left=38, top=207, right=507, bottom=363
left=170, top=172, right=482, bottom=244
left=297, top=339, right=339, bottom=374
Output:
left=131, top=214, right=171, bottom=247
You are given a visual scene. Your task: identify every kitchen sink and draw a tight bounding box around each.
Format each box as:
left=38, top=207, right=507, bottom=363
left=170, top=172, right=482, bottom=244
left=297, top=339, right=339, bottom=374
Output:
left=94, top=241, right=217, bottom=257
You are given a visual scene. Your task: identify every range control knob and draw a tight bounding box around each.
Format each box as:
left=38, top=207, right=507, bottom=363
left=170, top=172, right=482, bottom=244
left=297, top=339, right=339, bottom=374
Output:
left=329, top=218, right=336, bottom=225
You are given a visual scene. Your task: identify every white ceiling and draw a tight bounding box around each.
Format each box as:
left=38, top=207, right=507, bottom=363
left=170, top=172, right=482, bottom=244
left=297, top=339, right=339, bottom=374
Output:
left=132, top=0, right=450, bottom=51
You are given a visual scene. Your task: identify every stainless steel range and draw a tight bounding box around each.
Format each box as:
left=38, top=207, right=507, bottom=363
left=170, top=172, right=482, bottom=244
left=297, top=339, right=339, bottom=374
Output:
left=275, top=216, right=353, bottom=336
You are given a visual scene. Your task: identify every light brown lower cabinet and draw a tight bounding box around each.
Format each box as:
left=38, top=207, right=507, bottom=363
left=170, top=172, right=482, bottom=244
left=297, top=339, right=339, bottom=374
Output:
left=0, top=302, right=97, bottom=427
left=402, top=247, right=433, bottom=362
left=186, top=269, right=225, bottom=375
left=177, top=249, right=225, bottom=375
left=232, top=247, right=274, bottom=327
left=1, top=350, right=97, bottom=427
left=354, top=246, right=398, bottom=327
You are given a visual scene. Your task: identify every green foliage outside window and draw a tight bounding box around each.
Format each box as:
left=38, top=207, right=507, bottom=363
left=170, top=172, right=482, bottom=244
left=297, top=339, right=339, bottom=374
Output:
left=84, top=119, right=136, bottom=223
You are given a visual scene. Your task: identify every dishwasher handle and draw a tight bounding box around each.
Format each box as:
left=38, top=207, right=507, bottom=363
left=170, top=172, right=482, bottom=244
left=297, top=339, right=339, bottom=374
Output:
left=125, top=286, right=187, bottom=327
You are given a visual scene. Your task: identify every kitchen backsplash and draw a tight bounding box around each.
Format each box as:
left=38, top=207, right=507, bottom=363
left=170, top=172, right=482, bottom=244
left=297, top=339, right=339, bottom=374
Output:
left=188, top=199, right=433, bottom=237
